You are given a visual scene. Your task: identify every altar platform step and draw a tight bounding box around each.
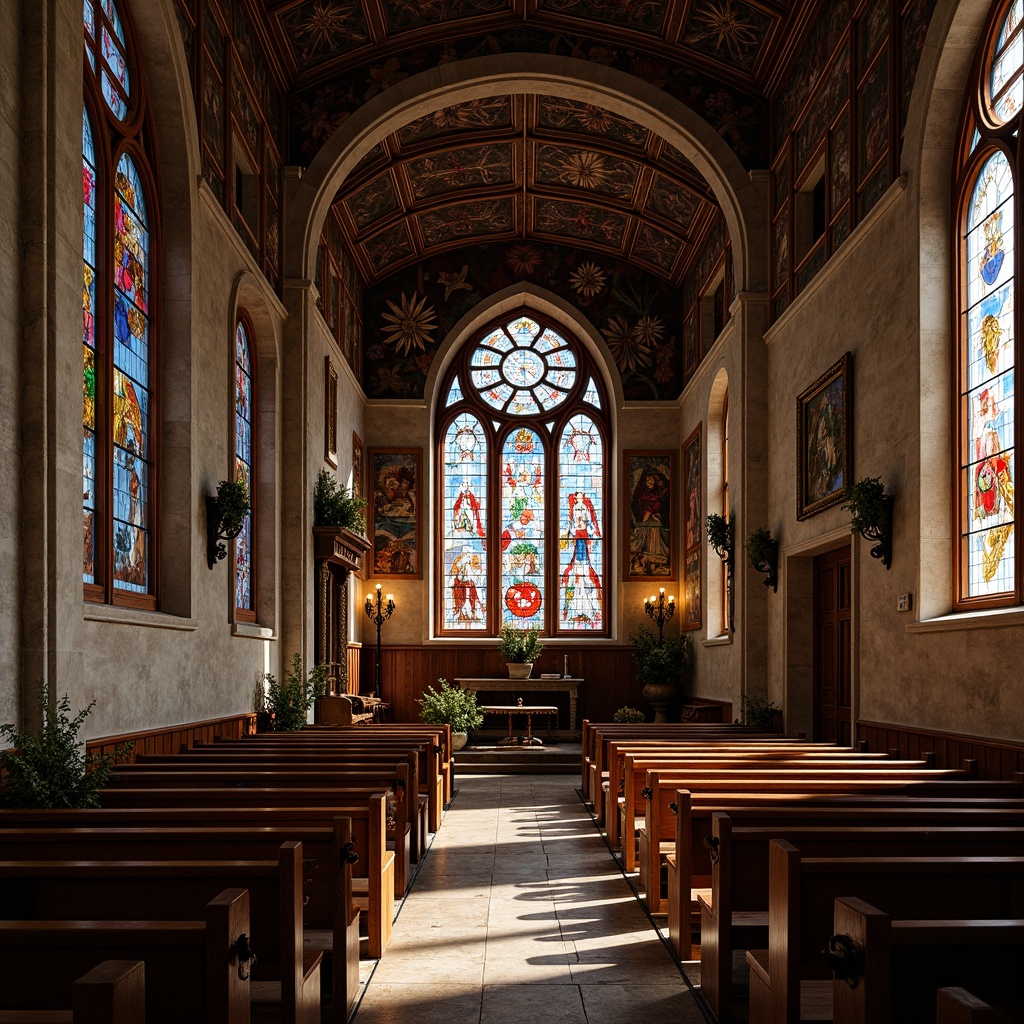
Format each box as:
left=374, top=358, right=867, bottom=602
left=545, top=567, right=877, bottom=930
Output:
left=453, top=742, right=581, bottom=775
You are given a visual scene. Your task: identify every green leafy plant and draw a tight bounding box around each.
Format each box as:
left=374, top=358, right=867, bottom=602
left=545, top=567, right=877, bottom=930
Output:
left=0, top=681, right=133, bottom=808
left=498, top=624, right=544, bottom=663
left=260, top=654, right=327, bottom=732
left=739, top=694, right=780, bottom=731
left=313, top=469, right=367, bottom=534
left=628, top=625, right=693, bottom=685
left=744, top=527, right=779, bottom=591
left=613, top=706, right=646, bottom=724
left=843, top=476, right=887, bottom=534
left=212, top=478, right=250, bottom=538
left=417, top=679, right=483, bottom=733
left=706, top=512, right=734, bottom=563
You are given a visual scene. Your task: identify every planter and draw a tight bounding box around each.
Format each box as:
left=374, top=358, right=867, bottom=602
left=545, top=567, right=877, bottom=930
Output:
left=642, top=681, right=678, bottom=724
left=451, top=731, right=469, bottom=751
left=507, top=662, right=533, bottom=679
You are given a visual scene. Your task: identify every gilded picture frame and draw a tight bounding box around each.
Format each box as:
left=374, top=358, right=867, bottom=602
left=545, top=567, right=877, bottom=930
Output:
left=624, top=449, right=676, bottom=581
left=797, top=352, right=852, bottom=520
left=681, top=425, right=702, bottom=631
left=368, top=448, right=421, bottom=578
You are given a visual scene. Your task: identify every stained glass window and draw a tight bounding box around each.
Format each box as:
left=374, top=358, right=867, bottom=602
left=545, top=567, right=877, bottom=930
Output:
left=84, top=0, right=158, bottom=607
left=436, top=313, right=609, bottom=636
left=235, top=320, right=255, bottom=614
left=956, top=2, right=1022, bottom=608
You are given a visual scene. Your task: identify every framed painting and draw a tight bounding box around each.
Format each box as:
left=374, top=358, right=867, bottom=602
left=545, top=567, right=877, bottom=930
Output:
left=352, top=431, right=364, bottom=500
left=368, top=448, right=421, bottom=578
left=324, top=357, right=338, bottom=468
left=624, top=449, right=676, bottom=580
left=797, top=352, right=852, bottom=520
left=681, top=425, right=702, bottom=631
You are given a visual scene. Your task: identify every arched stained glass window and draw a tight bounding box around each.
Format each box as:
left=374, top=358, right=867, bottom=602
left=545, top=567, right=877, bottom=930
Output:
left=234, top=319, right=255, bottom=616
left=436, top=313, right=610, bottom=636
left=84, top=0, right=159, bottom=607
left=956, top=0, right=1021, bottom=608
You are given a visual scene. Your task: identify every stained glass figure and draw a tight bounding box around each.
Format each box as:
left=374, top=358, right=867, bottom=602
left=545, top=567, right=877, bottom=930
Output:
left=992, top=0, right=1023, bottom=123
left=501, top=428, right=545, bottom=629
left=83, top=109, right=97, bottom=585
left=112, top=152, right=149, bottom=593
left=85, top=0, right=131, bottom=119
left=558, top=416, right=604, bottom=630
left=235, top=321, right=254, bottom=612
left=963, top=151, right=1016, bottom=597
left=442, top=413, right=488, bottom=630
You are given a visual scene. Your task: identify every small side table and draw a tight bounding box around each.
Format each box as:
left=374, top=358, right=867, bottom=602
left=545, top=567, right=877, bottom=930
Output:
left=480, top=704, right=559, bottom=746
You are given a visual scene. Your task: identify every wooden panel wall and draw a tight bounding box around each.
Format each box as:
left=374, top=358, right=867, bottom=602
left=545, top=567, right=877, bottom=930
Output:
left=857, top=720, right=1024, bottom=781
left=85, top=713, right=256, bottom=761
left=363, top=644, right=649, bottom=725
left=345, top=642, right=362, bottom=696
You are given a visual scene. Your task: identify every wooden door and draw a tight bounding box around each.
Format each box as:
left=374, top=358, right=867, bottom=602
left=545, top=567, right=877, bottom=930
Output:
left=812, top=545, right=852, bottom=744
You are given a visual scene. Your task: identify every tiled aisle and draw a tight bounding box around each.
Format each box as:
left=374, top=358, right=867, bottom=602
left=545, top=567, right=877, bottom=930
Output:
left=351, top=773, right=709, bottom=1024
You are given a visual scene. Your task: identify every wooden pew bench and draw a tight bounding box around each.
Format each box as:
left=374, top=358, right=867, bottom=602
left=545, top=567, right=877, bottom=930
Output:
left=828, top=898, right=1024, bottom=1024
left=700, top=816, right=1024, bottom=1021
left=0, top=889, right=249, bottom=1024
left=0, top=818, right=361, bottom=1024
left=0, top=960, right=144, bottom=1024
left=745, top=841, right=1024, bottom=1024
left=937, top=987, right=1014, bottom=1024
left=663, top=788, right=1024, bottom=962
left=0, top=844, right=320, bottom=1024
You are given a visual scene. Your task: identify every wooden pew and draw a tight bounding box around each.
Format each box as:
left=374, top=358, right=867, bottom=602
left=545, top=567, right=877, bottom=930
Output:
left=0, top=843, right=320, bottom=1024
left=701, top=816, right=1024, bottom=1021
left=744, top=841, right=1024, bottom=1024
left=828, top=898, right=1024, bottom=1024
left=0, top=817, right=361, bottom=1024
left=0, top=793, right=393, bottom=961
left=937, top=987, right=1014, bottom=1024
left=0, top=888, right=250, bottom=1024
left=664, top=787, right=1024, bottom=962
left=106, top=764, right=414, bottom=896
left=0, top=960, right=144, bottom=1024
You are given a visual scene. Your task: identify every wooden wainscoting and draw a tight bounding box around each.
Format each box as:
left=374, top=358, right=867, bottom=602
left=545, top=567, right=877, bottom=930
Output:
left=85, top=712, right=256, bottom=761
left=857, top=720, right=1024, bottom=781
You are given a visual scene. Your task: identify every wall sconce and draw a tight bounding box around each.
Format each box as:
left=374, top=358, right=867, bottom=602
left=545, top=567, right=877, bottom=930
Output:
left=205, top=479, right=250, bottom=570
left=364, top=583, right=395, bottom=698
left=644, top=588, right=675, bottom=644
left=843, top=477, right=894, bottom=570
left=744, top=527, right=779, bottom=593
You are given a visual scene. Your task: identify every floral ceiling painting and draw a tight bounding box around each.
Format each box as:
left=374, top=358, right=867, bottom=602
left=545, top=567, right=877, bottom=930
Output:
left=362, top=242, right=683, bottom=402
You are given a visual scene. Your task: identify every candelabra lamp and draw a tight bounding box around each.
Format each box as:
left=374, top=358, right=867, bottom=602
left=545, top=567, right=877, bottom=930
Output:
left=364, top=583, right=395, bottom=698
left=644, top=587, right=676, bottom=645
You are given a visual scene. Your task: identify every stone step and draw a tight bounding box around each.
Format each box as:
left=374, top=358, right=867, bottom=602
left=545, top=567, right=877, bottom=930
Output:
left=453, top=743, right=580, bottom=775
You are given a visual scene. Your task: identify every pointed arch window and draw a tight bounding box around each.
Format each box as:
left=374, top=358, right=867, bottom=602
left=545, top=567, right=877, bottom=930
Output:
left=437, top=313, right=610, bottom=636
left=83, top=0, right=160, bottom=607
left=234, top=318, right=256, bottom=618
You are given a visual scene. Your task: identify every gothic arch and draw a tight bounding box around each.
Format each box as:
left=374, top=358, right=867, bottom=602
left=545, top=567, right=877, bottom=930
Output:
left=286, top=54, right=764, bottom=297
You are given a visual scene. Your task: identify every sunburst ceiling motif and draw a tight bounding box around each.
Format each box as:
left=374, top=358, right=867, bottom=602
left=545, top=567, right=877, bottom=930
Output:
left=330, top=95, right=718, bottom=286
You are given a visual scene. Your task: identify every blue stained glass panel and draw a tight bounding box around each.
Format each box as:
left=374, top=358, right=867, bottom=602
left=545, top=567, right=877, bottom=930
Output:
left=235, top=321, right=254, bottom=611
left=557, top=415, right=604, bottom=631
left=446, top=376, right=463, bottom=406
left=101, top=0, right=125, bottom=43
left=992, top=0, right=1024, bottom=122
left=509, top=317, right=540, bottom=345
left=442, top=413, right=488, bottom=630
left=84, top=0, right=94, bottom=37
left=501, top=428, right=545, bottom=630
left=112, top=445, right=148, bottom=592
left=83, top=108, right=97, bottom=586
left=584, top=377, right=601, bottom=407
left=101, top=27, right=129, bottom=91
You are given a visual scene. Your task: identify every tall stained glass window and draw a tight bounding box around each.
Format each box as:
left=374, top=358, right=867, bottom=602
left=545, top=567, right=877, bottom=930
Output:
left=84, top=0, right=160, bottom=607
left=437, top=314, right=609, bottom=636
left=956, top=0, right=1020, bottom=608
left=234, top=319, right=255, bottom=617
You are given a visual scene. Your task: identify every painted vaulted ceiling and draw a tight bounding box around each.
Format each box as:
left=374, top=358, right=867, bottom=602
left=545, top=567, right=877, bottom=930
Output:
left=252, top=0, right=809, bottom=288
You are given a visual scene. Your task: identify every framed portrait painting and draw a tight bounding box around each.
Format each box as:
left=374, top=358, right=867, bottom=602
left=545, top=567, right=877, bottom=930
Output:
left=797, top=352, right=852, bottom=520
left=324, top=357, right=338, bottom=469
left=681, top=425, right=702, bottom=631
left=624, top=450, right=676, bottom=580
left=368, top=448, right=421, bottom=578
left=352, top=432, right=364, bottom=500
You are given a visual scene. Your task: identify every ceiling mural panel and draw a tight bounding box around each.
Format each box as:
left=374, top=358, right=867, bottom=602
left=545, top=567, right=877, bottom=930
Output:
left=536, top=96, right=650, bottom=150
left=361, top=242, right=682, bottom=401
left=645, top=173, right=699, bottom=228
left=679, top=0, right=774, bottom=73
left=280, top=0, right=371, bottom=72
left=538, top=0, right=671, bottom=36
left=345, top=172, right=400, bottom=229
left=417, top=198, right=516, bottom=247
left=364, top=222, right=415, bottom=274
left=533, top=144, right=640, bottom=202
left=406, top=144, right=516, bottom=201
left=533, top=198, right=629, bottom=248
left=383, top=0, right=509, bottom=35
left=398, top=95, right=514, bottom=148
left=632, top=222, right=683, bottom=274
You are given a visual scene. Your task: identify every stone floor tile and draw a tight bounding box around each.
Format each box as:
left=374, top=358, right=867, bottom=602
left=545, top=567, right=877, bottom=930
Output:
left=579, top=983, right=708, bottom=1023
left=354, top=984, right=482, bottom=1024
left=479, top=984, right=587, bottom=1023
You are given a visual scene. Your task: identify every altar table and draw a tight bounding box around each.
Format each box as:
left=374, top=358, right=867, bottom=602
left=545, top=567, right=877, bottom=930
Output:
left=455, top=678, right=583, bottom=740
left=479, top=704, right=559, bottom=746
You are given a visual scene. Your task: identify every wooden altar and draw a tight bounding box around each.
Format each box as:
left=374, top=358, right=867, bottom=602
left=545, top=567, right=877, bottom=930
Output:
left=454, top=677, right=583, bottom=740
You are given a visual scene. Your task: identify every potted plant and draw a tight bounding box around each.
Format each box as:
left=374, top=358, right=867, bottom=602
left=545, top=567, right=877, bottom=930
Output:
left=417, top=678, right=483, bottom=751
left=258, top=653, right=327, bottom=732
left=629, top=625, right=694, bottom=723
left=843, top=476, right=894, bottom=568
left=706, top=512, right=733, bottom=564
left=206, top=477, right=250, bottom=569
left=0, top=681, right=133, bottom=808
left=314, top=468, right=367, bottom=535
left=739, top=693, right=781, bottom=731
left=745, top=527, right=779, bottom=592
left=613, top=705, right=646, bottom=724
left=498, top=624, right=544, bottom=678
